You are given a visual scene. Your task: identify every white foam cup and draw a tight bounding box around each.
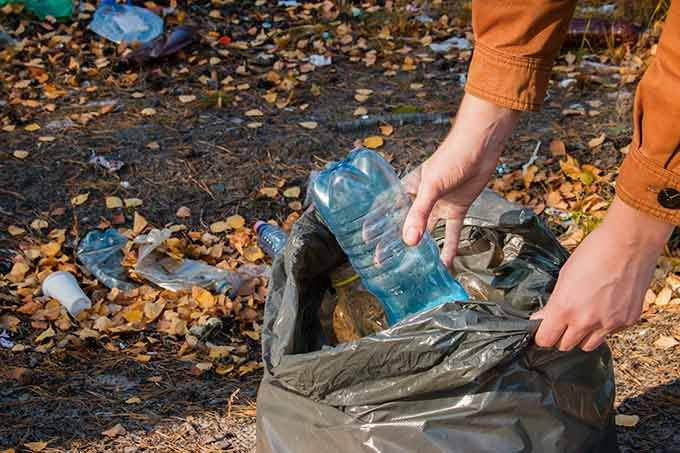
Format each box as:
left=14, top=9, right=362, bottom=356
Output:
left=41, top=271, right=91, bottom=317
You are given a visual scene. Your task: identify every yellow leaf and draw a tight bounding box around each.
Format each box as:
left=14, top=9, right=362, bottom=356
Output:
left=226, top=215, right=245, bottom=229
left=38, top=136, right=56, bottom=143
left=379, top=124, right=394, bottom=136
left=24, top=123, right=41, bottom=132
left=654, top=335, right=679, bottom=349
left=247, top=122, right=263, bottom=129
left=559, top=155, right=582, bottom=180
left=13, top=150, right=29, bottom=159
left=208, top=345, right=233, bottom=359
left=356, top=88, right=373, bottom=96
left=523, top=165, right=538, bottom=189
left=243, top=244, right=264, bottom=262
left=93, top=316, right=112, bottom=332
left=656, top=287, right=673, bottom=306
left=363, top=136, right=384, bottom=149
left=146, top=141, right=160, bottom=150
left=179, top=95, right=196, bottom=103
left=144, top=301, right=165, bottom=322
left=245, top=109, right=264, bottom=117
left=31, top=219, right=48, bottom=230
left=1, top=448, right=17, bottom=453
left=176, top=206, right=191, bottom=218
left=40, top=242, right=61, bottom=257
left=102, top=423, right=126, bottom=438
left=35, top=327, right=55, bottom=343
left=283, top=187, right=301, bottom=198
left=24, top=442, right=48, bottom=452
left=123, top=309, right=143, bottom=323
left=135, top=354, right=151, bottom=362
left=244, top=330, right=260, bottom=341
left=141, top=107, right=156, bottom=116
left=259, top=187, right=278, bottom=198
left=298, top=121, right=318, bottom=129
left=106, top=196, right=123, bottom=209
left=210, top=221, right=229, bottom=233
left=71, top=193, right=89, bottom=206
left=615, top=414, right=639, bottom=427
left=588, top=133, right=606, bottom=148
left=7, top=262, right=28, bottom=283
left=133, top=212, right=148, bottom=234
left=193, top=286, right=215, bottom=309
left=195, top=361, right=213, bottom=371
left=263, top=92, right=277, bottom=104
left=215, top=364, right=234, bottom=375
left=353, top=107, right=368, bottom=116
left=126, top=396, right=142, bottom=404
left=124, top=198, right=143, bottom=208
left=8, top=225, right=26, bottom=236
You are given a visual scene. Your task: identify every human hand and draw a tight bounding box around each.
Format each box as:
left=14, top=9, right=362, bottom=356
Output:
left=401, top=94, right=519, bottom=269
left=531, top=196, right=674, bottom=351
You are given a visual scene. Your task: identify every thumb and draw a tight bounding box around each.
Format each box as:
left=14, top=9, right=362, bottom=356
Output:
left=403, top=185, right=439, bottom=246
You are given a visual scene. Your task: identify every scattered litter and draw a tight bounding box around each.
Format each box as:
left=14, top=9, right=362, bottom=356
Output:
left=77, top=228, right=138, bottom=291
left=85, top=98, right=124, bottom=111
left=89, top=152, right=124, bottom=173
left=351, top=6, right=363, bottom=17
left=559, top=78, right=578, bottom=89
left=188, top=317, right=222, bottom=340
left=42, top=271, right=92, bottom=317
left=133, top=228, right=266, bottom=296
left=278, top=0, right=299, bottom=6
left=89, top=0, right=163, bottom=44
left=429, top=36, right=472, bottom=53
left=415, top=15, right=433, bottom=23
left=335, top=111, right=452, bottom=132
left=580, top=60, right=621, bottom=75
left=254, top=52, right=275, bottom=67
left=45, top=118, right=75, bottom=132
left=495, top=163, right=511, bottom=175
left=544, top=207, right=572, bottom=223
left=580, top=3, right=617, bottom=14
left=309, top=54, right=332, bottom=67
left=0, top=330, right=14, bottom=349
left=615, top=414, right=640, bottom=428
left=522, top=141, right=542, bottom=173
left=123, top=25, right=196, bottom=65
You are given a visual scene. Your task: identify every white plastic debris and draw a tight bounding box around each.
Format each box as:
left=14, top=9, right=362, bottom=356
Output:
left=309, top=54, right=332, bottom=67
left=42, top=271, right=92, bottom=317
left=559, top=78, right=578, bottom=89
left=0, top=330, right=14, bottom=349
left=429, top=36, right=472, bottom=53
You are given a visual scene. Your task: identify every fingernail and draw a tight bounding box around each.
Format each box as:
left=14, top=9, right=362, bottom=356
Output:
left=405, top=226, right=420, bottom=245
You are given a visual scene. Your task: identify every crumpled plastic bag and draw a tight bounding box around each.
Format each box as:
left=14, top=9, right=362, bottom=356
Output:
left=257, top=188, right=618, bottom=453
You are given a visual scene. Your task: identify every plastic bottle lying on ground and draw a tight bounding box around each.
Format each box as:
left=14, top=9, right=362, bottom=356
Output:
left=89, top=0, right=163, bottom=44
left=254, top=221, right=288, bottom=258
left=310, top=148, right=468, bottom=325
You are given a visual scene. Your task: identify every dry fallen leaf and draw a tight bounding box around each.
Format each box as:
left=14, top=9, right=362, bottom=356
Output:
left=353, top=107, right=368, bottom=116
left=133, top=212, right=148, bottom=234
left=24, top=123, right=41, bottom=132
left=124, top=198, right=143, bottom=208
left=144, top=301, right=165, bottom=322
left=193, top=286, right=215, bottom=308
left=247, top=122, right=263, bottom=129
left=195, top=362, right=213, bottom=371
left=259, top=187, right=278, bottom=198
left=123, top=309, right=143, bottom=323
left=8, top=225, right=26, bottom=236
left=210, top=221, right=229, bottom=234
left=179, top=95, right=196, bottom=103
left=102, top=423, right=126, bottom=438
left=588, top=133, right=606, bottom=148
left=106, top=196, right=123, bottom=209
left=176, top=206, right=191, bottom=218
left=141, top=107, right=157, bottom=116
left=363, top=136, right=384, bottom=149
left=283, top=187, right=301, bottom=198
left=13, top=150, right=29, bottom=159
left=615, top=414, right=639, bottom=428
left=245, top=109, right=264, bottom=117
left=655, top=286, right=672, bottom=306
left=379, top=124, right=394, bottom=136
left=23, top=442, right=48, bottom=452
left=71, top=193, right=89, bottom=206
left=243, top=245, right=265, bottom=262
left=549, top=139, right=566, bottom=157
left=125, top=396, right=142, bottom=404
left=135, top=354, right=151, bottom=363
left=356, top=88, right=373, bottom=96
left=226, top=215, right=245, bottom=229
left=654, top=335, right=679, bottom=349
left=299, top=121, right=318, bottom=130
left=147, top=141, right=160, bottom=150
left=40, top=242, right=61, bottom=257
left=35, top=327, right=55, bottom=343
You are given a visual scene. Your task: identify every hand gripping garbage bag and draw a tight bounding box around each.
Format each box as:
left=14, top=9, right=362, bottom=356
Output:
left=257, top=189, right=618, bottom=453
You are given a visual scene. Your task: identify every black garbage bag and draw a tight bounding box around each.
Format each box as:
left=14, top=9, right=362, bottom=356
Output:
left=257, top=189, right=617, bottom=453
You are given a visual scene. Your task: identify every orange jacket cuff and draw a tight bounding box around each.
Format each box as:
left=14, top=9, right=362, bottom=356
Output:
left=465, top=41, right=552, bottom=112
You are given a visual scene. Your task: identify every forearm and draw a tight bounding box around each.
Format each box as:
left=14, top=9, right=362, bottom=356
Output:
left=604, top=196, right=674, bottom=256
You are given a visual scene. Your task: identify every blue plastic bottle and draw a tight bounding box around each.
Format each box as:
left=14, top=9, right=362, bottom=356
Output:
left=254, top=221, right=288, bottom=258
left=89, top=0, right=163, bottom=44
left=310, top=148, right=468, bottom=325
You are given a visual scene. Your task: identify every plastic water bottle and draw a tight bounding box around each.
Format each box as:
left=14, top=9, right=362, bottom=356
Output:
left=310, top=148, right=468, bottom=325
left=255, top=221, right=288, bottom=257
left=89, top=0, right=163, bottom=44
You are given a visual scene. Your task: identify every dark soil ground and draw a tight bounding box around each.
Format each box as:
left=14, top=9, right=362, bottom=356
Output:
left=1, top=1, right=679, bottom=452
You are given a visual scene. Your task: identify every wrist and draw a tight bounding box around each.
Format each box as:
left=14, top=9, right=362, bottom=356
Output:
left=604, top=196, right=674, bottom=252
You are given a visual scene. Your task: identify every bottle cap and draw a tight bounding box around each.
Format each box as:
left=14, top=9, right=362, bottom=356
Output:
left=254, top=220, right=266, bottom=233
